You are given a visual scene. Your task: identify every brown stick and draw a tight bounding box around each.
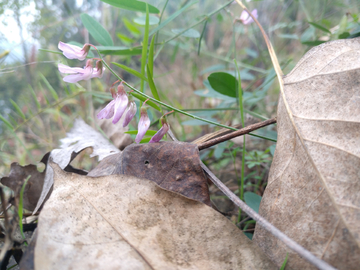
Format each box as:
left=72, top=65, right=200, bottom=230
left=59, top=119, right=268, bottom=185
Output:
left=197, top=118, right=277, bottom=150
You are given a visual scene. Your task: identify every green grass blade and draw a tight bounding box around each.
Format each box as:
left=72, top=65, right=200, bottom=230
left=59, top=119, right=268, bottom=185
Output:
left=280, top=253, right=289, bottom=270
left=10, top=99, right=26, bottom=120
left=0, top=115, right=14, bottom=129
left=140, top=3, right=150, bottom=103
left=149, top=0, right=198, bottom=36
left=308, top=21, right=331, bottom=34
left=81, top=13, right=114, bottom=46
left=112, top=62, right=148, bottom=81
left=19, top=175, right=31, bottom=246
left=148, top=35, right=156, bottom=76
left=146, top=64, right=161, bottom=105
left=198, top=19, right=208, bottom=55
left=28, top=84, right=41, bottom=110
left=40, top=73, right=59, bottom=101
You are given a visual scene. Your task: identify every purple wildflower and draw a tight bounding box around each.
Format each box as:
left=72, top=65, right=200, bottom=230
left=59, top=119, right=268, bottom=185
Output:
left=58, top=59, right=94, bottom=83
left=58, top=41, right=90, bottom=61
left=149, top=121, right=169, bottom=143
left=135, top=106, right=150, bottom=143
left=97, top=83, right=129, bottom=124
left=123, top=101, right=137, bottom=127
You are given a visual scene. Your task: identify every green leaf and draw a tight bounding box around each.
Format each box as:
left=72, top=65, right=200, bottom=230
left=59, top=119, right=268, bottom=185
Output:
left=171, top=28, right=200, bottom=38
left=130, top=92, right=161, bottom=111
left=208, top=72, right=238, bottom=98
left=140, top=137, right=152, bottom=143
left=80, top=13, right=114, bottom=46
left=112, top=62, right=148, bottom=81
left=116, top=33, right=135, bottom=45
left=0, top=115, right=14, bottom=130
left=97, top=46, right=142, bottom=55
left=280, top=253, right=289, bottom=270
left=39, top=73, right=59, bottom=101
left=125, top=130, right=157, bottom=136
left=10, top=99, right=26, bottom=120
left=244, top=192, right=262, bottom=213
left=149, top=0, right=198, bottom=36
left=148, top=35, right=156, bottom=78
left=338, top=32, right=350, bottom=39
left=146, top=64, right=161, bottom=102
left=308, top=22, right=331, bottom=34
left=123, top=18, right=141, bottom=36
left=100, top=0, right=159, bottom=13
left=301, top=40, right=326, bottom=46
left=134, top=15, right=159, bottom=26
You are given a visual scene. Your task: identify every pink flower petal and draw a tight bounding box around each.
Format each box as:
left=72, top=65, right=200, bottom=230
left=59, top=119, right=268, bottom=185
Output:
left=58, top=41, right=87, bottom=60
left=112, top=93, right=129, bottom=124
left=149, top=123, right=169, bottom=143
left=135, top=108, right=150, bottom=143
left=97, top=100, right=115, bottom=119
left=123, top=101, right=137, bottom=127
left=63, top=74, right=88, bottom=83
left=58, top=63, right=84, bottom=74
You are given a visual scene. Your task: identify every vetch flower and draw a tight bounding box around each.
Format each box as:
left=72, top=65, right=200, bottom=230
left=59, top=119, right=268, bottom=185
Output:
left=58, top=41, right=90, bottom=61
left=135, top=106, right=150, bottom=143
left=149, top=120, right=169, bottom=143
left=91, top=60, right=105, bottom=79
left=239, top=9, right=258, bottom=25
left=123, top=101, right=137, bottom=127
left=97, top=83, right=129, bottom=124
left=58, top=59, right=93, bottom=83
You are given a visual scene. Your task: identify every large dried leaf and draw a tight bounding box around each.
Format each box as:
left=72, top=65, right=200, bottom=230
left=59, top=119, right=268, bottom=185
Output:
left=35, top=163, right=276, bottom=269
left=33, top=118, right=120, bottom=213
left=89, top=142, right=211, bottom=206
left=253, top=38, right=360, bottom=269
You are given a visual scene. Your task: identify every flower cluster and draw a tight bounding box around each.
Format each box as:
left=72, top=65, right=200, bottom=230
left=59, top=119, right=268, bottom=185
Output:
left=57, top=41, right=169, bottom=143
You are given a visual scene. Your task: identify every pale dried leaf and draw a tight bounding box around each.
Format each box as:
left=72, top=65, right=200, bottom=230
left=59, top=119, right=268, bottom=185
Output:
left=35, top=163, right=276, bottom=270
left=33, top=118, right=120, bottom=213
left=253, top=38, right=360, bottom=269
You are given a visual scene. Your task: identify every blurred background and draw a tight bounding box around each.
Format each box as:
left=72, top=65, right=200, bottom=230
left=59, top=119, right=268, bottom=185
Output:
left=0, top=0, right=359, bottom=231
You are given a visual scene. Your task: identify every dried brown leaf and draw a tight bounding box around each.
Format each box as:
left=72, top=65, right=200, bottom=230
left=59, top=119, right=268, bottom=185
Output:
left=1, top=163, right=44, bottom=211
left=34, top=163, right=276, bottom=269
left=89, top=142, right=211, bottom=206
left=253, top=38, right=360, bottom=269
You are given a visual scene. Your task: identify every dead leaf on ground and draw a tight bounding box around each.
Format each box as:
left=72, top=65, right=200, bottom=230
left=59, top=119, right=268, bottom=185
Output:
left=33, top=118, right=121, bottom=213
left=253, top=38, right=360, bottom=269
left=34, top=163, right=276, bottom=270
left=89, top=142, right=211, bottom=206
left=1, top=163, right=44, bottom=211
